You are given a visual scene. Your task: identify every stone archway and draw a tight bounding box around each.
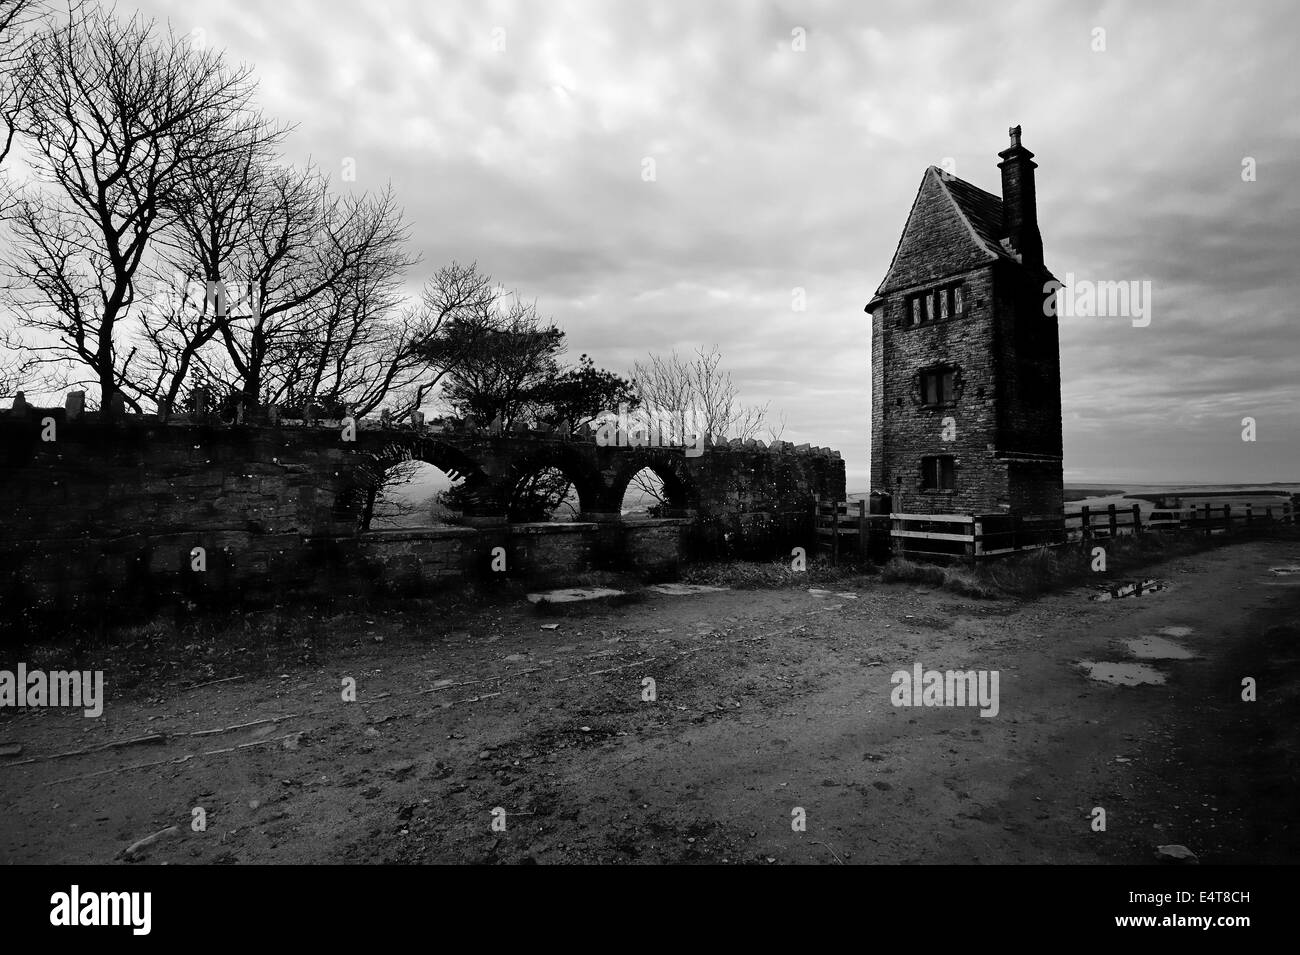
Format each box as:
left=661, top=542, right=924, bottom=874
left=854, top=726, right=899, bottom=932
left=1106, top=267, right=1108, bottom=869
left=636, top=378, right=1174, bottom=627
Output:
left=607, top=450, right=699, bottom=519
left=498, top=445, right=605, bottom=523
left=405, top=438, right=496, bottom=520
left=339, top=437, right=495, bottom=530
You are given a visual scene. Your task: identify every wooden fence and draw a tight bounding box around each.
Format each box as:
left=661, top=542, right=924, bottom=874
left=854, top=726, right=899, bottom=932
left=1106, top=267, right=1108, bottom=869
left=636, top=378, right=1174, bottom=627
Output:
left=889, top=501, right=1295, bottom=561
left=813, top=497, right=891, bottom=563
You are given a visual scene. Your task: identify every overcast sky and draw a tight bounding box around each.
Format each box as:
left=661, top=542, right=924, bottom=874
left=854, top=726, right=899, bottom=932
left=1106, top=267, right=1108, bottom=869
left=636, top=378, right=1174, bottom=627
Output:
left=123, top=0, right=1299, bottom=488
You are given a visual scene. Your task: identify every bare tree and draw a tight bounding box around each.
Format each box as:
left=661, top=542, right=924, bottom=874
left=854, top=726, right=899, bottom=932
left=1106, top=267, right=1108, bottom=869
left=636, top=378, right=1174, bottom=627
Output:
left=631, top=345, right=772, bottom=444
left=623, top=348, right=781, bottom=512
left=3, top=7, right=504, bottom=424
left=765, top=410, right=787, bottom=443
left=283, top=184, right=421, bottom=418
left=4, top=5, right=266, bottom=412
left=197, top=170, right=426, bottom=420
left=0, top=321, right=40, bottom=398
left=624, top=467, right=668, bottom=512
left=397, top=260, right=500, bottom=419
left=0, top=0, right=46, bottom=173
left=179, top=160, right=316, bottom=413
left=134, top=123, right=286, bottom=412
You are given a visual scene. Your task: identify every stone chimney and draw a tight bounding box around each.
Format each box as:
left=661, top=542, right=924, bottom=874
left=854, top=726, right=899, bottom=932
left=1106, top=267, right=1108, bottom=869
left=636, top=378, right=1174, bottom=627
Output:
left=997, top=125, right=1043, bottom=268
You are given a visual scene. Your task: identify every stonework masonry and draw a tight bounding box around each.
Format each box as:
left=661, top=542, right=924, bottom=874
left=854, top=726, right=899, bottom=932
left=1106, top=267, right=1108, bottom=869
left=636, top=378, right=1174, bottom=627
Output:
left=867, top=128, right=1064, bottom=517
left=0, top=411, right=844, bottom=629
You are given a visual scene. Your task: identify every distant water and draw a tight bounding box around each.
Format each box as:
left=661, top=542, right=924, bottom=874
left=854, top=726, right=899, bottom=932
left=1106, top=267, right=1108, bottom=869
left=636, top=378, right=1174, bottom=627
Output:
left=845, top=484, right=1299, bottom=517
left=1068, top=483, right=1300, bottom=516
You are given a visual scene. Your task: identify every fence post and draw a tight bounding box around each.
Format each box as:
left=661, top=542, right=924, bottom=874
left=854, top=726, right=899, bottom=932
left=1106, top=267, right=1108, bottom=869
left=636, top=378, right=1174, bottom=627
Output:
left=1265, top=505, right=1274, bottom=524
left=831, top=500, right=840, bottom=566
left=1011, top=513, right=1020, bottom=552
left=1204, top=503, right=1212, bottom=537
left=1081, top=506, right=1091, bottom=543
left=971, top=518, right=982, bottom=559
left=1224, top=504, right=1232, bottom=534
left=1131, top=503, right=1142, bottom=535
left=1107, top=504, right=1118, bottom=538
left=1245, top=503, right=1253, bottom=530
left=858, top=499, right=868, bottom=557
left=812, top=495, right=820, bottom=555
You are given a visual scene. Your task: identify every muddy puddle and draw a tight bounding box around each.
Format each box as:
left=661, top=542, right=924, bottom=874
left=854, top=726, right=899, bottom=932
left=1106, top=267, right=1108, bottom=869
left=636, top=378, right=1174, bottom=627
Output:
left=648, top=584, right=729, bottom=596
left=1124, top=634, right=1196, bottom=660
left=1077, top=660, right=1168, bottom=685
left=527, top=587, right=626, bottom=603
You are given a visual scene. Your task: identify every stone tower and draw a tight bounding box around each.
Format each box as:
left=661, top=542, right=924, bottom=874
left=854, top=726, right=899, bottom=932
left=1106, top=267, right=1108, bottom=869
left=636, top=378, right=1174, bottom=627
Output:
left=866, top=126, right=1063, bottom=516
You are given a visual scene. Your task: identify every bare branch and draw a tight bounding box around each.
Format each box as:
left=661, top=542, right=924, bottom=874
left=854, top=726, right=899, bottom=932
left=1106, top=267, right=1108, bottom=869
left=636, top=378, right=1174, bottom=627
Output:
left=631, top=345, right=774, bottom=443
left=3, top=4, right=268, bottom=411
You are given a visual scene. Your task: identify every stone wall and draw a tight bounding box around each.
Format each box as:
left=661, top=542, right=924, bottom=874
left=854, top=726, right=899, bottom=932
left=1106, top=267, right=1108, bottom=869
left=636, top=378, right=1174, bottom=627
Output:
left=351, top=520, right=687, bottom=595
left=870, top=265, right=1007, bottom=513
left=868, top=261, right=1063, bottom=516
left=867, top=159, right=1063, bottom=518
left=0, top=409, right=840, bottom=630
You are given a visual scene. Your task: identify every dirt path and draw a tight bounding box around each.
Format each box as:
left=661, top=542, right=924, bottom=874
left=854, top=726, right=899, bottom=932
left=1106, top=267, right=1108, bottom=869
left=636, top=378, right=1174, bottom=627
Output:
left=2, top=540, right=1297, bottom=864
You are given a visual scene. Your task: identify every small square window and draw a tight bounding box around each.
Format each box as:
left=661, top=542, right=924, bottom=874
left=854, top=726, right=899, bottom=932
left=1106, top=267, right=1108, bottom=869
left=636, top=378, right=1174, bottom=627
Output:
left=921, top=456, right=956, bottom=491
left=920, top=368, right=955, bottom=405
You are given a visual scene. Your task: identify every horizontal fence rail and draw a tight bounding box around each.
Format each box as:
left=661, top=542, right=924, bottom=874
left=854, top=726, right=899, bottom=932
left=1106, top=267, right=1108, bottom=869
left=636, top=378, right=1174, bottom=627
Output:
left=889, top=502, right=1295, bottom=561
left=813, top=497, right=866, bottom=564
left=812, top=496, right=892, bottom=563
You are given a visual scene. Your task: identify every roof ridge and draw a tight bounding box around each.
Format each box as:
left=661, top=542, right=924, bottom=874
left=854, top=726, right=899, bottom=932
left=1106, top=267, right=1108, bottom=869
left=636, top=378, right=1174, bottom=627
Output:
left=944, top=173, right=1002, bottom=205
left=869, top=169, right=934, bottom=299
left=933, top=168, right=1003, bottom=260
left=869, top=164, right=1047, bottom=308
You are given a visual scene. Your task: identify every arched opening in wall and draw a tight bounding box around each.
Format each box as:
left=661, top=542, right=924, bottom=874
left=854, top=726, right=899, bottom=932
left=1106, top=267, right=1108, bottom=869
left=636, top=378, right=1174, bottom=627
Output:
left=509, top=466, right=581, bottom=523
left=621, top=467, right=668, bottom=520
left=617, top=463, right=692, bottom=519
left=366, top=457, right=466, bottom=529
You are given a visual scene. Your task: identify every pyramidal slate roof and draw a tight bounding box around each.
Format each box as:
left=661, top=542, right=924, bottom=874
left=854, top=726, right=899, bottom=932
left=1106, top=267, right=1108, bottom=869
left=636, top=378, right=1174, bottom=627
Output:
left=940, top=167, right=1055, bottom=281
left=939, top=170, right=1012, bottom=260
left=869, top=166, right=1052, bottom=306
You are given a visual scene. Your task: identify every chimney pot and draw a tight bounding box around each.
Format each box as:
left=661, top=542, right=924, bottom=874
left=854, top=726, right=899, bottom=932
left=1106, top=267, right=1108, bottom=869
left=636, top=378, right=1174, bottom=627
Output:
left=997, top=126, right=1043, bottom=268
